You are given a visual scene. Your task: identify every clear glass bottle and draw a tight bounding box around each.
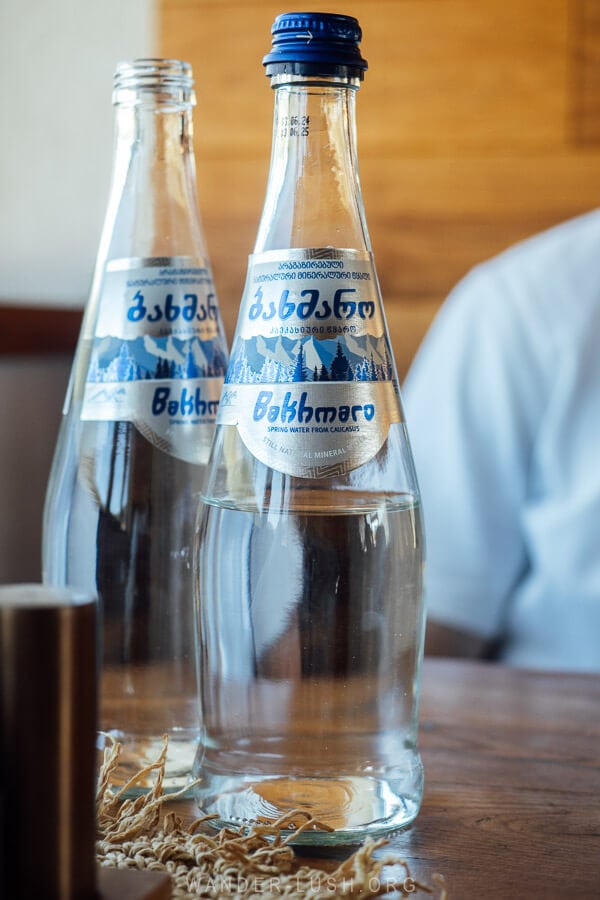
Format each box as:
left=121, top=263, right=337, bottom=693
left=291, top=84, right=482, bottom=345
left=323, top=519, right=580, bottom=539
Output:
left=193, top=15, right=425, bottom=842
left=43, top=59, right=228, bottom=791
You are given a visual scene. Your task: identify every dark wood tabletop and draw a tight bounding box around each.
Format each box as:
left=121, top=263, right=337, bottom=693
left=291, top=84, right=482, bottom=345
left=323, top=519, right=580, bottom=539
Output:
left=390, top=658, right=600, bottom=898
left=119, top=658, right=599, bottom=899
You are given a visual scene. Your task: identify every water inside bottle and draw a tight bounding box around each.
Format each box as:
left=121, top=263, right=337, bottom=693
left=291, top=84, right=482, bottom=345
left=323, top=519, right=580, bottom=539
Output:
left=45, top=412, right=208, bottom=793
left=193, top=485, right=425, bottom=841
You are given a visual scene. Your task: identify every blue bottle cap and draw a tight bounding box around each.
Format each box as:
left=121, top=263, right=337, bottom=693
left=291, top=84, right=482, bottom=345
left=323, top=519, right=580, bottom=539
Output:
left=263, top=12, right=368, bottom=79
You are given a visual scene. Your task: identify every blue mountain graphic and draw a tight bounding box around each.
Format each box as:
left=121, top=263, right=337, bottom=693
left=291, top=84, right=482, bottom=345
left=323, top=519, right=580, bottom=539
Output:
left=88, top=334, right=227, bottom=383
left=226, top=332, right=394, bottom=384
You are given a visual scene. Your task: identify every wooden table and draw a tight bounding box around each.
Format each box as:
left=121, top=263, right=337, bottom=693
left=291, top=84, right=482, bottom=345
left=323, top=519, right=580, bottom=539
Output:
left=391, top=658, right=600, bottom=898
left=134, top=659, right=600, bottom=898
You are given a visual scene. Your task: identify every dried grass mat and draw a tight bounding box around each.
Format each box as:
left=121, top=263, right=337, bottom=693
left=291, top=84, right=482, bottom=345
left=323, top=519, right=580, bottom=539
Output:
left=97, top=738, right=447, bottom=899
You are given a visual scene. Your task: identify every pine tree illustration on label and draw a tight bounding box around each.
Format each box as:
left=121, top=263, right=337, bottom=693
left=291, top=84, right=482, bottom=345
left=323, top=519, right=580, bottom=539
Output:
left=220, top=250, right=402, bottom=477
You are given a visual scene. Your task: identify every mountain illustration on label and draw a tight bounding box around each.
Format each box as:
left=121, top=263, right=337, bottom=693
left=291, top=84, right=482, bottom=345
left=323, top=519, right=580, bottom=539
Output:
left=87, top=334, right=227, bottom=384
left=227, top=333, right=394, bottom=386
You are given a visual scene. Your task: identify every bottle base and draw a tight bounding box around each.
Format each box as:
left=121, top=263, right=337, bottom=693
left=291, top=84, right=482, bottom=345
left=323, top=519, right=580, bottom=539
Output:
left=193, top=772, right=422, bottom=845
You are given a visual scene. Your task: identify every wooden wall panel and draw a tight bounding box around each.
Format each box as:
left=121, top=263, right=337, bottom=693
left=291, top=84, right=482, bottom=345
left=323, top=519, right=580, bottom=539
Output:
left=163, top=0, right=570, bottom=155
left=160, top=0, right=600, bottom=376
left=573, top=0, right=600, bottom=143
left=0, top=305, right=81, bottom=354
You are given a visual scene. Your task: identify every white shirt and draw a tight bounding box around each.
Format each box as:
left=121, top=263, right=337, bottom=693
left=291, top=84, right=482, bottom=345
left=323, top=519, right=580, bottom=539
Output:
left=403, top=210, right=600, bottom=671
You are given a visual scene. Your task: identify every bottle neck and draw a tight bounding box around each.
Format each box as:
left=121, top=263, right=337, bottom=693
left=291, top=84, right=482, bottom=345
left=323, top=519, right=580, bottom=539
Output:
left=254, top=76, right=371, bottom=254
left=97, top=77, right=205, bottom=265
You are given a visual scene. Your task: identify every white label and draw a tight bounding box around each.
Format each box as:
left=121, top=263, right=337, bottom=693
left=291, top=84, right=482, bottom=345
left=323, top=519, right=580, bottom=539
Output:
left=81, top=257, right=227, bottom=464
left=220, top=249, right=402, bottom=477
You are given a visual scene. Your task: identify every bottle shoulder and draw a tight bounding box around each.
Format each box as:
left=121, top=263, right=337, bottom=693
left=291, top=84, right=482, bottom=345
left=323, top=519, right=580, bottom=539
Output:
left=203, top=421, right=420, bottom=512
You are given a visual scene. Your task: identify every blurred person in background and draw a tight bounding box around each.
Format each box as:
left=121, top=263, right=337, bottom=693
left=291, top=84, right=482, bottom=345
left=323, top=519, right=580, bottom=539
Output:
left=403, top=209, right=600, bottom=672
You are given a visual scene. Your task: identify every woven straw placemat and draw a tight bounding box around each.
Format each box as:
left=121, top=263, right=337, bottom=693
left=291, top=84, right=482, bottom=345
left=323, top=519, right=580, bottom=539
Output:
left=96, top=738, right=446, bottom=899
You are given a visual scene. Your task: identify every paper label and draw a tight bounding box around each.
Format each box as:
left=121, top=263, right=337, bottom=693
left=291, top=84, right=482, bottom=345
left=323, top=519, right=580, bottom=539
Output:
left=81, top=257, right=227, bottom=464
left=219, top=249, right=402, bottom=477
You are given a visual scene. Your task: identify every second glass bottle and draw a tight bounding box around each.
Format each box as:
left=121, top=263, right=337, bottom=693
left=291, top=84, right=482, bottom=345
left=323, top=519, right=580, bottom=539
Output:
left=43, top=59, right=228, bottom=790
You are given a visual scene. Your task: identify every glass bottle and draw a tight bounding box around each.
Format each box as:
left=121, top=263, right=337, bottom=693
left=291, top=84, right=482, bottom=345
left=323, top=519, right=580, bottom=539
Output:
left=43, top=59, right=228, bottom=791
left=193, top=14, right=425, bottom=842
